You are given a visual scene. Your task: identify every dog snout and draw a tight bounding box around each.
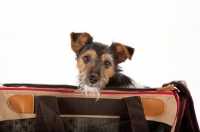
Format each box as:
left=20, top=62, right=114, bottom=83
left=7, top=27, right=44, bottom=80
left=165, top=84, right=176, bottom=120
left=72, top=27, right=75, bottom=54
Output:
left=89, top=75, right=99, bottom=84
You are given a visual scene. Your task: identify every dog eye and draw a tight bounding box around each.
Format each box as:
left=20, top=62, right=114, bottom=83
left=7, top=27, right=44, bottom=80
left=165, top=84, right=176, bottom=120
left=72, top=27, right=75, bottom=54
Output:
left=104, top=61, right=111, bottom=68
left=82, top=56, right=90, bottom=63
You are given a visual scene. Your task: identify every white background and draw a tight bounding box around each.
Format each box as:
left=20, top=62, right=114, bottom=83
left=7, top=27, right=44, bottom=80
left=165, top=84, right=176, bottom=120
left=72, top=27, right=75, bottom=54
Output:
left=0, top=0, right=200, bottom=123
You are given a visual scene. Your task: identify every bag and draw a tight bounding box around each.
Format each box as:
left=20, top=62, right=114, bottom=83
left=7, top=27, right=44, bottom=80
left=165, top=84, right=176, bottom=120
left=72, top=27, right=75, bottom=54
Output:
left=0, top=81, right=199, bottom=132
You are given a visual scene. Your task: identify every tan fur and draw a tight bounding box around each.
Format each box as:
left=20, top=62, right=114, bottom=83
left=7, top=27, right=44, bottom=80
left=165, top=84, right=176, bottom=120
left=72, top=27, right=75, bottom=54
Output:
left=77, top=50, right=97, bottom=73
left=101, top=54, right=115, bottom=82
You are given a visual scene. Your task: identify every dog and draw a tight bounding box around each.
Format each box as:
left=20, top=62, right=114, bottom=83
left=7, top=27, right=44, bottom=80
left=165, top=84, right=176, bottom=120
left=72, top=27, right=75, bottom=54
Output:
left=70, top=32, right=143, bottom=95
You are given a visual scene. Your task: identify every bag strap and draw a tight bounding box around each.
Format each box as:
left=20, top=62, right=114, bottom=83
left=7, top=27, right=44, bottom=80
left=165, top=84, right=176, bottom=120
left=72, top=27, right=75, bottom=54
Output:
left=162, top=81, right=199, bottom=132
left=120, top=96, right=149, bottom=132
left=34, top=96, right=65, bottom=132
left=34, top=96, right=148, bottom=132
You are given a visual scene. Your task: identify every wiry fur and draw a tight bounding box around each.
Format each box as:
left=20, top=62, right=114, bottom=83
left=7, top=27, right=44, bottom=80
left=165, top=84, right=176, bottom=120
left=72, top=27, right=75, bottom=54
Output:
left=70, top=32, right=139, bottom=95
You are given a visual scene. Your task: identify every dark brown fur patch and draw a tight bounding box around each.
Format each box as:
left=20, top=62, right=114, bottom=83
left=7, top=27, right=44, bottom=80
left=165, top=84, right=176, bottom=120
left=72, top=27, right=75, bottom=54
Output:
left=70, top=32, right=93, bottom=53
left=112, top=42, right=134, bottom=63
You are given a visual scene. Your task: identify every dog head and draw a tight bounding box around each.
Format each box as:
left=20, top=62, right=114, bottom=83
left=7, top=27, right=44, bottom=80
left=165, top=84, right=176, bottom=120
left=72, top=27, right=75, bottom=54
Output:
left=70, top=32, right=134, bottom=90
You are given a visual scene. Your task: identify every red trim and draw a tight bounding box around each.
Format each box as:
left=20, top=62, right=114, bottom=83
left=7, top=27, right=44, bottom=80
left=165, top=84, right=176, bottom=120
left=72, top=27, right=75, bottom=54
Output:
left=0, top=87, right=174, bottom=95
left=171, top=91, right=180, bottom=130
left=180, top=98, right=186, bottom=119
left=101, top=91, right=173, bottom=95
left=176, top=98, right=187, bottom=131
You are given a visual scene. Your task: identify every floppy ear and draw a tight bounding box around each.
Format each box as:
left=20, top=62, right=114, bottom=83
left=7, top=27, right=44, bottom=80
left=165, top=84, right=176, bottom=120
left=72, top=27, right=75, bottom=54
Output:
left=70, top=32, right=93, bottom=53
left=111, top=42, right=135, bottom=63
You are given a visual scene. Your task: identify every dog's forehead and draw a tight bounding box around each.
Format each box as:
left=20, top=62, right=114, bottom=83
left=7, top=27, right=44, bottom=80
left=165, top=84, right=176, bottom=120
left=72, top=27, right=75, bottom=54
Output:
left=78, top=42, right=113, bottom=57
left=90, top=42, right=111, bottom=52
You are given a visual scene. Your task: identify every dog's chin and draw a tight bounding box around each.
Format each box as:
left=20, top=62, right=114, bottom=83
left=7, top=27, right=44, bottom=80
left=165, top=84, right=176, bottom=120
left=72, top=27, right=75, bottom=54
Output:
left=83, top=84, right=100, bottom=91
left=84, top=82, right=106, bottom=90
left=78, top=80, right=100, bottom=90
left=87, top=83, right=99, bottom=88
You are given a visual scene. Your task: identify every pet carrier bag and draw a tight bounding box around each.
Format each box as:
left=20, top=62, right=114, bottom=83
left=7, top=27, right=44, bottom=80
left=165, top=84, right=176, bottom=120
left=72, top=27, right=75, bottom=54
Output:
left=0, top=80, right=199, bottom=132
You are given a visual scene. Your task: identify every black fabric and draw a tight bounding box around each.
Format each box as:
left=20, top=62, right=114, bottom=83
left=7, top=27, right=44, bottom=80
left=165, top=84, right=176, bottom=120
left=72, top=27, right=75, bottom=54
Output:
left=0, top=118, right=35, bottom=132
left=162, top=81, right=200, bottom=132
left=147, top=121, right=171, bottom=132
left=61, top=117, right=119, bottom=132
left=57, top=98, right=127, bottom=116
left=0, top=118, right=172, bottom=132
left=122, top=97, right=149, bottom=132
left=0, top=118, right=118, bottom=132
left=3, top=83, right=78, bottom=89
left=34, top=96, right=64, bottom=132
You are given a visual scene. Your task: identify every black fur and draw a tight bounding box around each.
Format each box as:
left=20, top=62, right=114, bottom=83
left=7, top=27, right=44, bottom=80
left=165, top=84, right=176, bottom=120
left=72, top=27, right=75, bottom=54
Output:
left=106, top=73, right=135, bottom=88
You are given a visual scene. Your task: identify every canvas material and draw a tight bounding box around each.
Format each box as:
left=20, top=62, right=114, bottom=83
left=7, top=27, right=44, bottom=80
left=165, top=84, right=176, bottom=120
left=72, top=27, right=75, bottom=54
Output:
left=0, top=87, right=177, bottom=127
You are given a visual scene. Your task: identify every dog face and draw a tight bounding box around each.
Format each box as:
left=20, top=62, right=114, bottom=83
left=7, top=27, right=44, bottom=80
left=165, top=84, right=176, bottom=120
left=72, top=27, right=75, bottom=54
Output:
left=70, top=32, right=134, bottom=90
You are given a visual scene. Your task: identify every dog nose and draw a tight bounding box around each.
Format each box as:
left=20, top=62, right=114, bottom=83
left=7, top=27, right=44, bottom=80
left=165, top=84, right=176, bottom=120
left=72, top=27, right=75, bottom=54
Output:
left=89, top=75, right=98, bottom=84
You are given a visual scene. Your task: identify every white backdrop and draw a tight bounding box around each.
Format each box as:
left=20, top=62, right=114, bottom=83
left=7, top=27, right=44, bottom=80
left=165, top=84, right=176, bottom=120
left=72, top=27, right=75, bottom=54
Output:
left=0, top=0, right=200, bottom=123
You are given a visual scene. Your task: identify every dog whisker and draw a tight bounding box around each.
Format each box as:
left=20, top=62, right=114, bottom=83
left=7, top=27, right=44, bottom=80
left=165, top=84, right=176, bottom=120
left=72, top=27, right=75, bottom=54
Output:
left=75, top=84, right=101, bottom=101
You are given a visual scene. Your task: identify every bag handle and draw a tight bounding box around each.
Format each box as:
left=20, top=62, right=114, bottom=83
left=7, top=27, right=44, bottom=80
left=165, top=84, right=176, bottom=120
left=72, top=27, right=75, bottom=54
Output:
left=120, top=96, right=149, bottom=132
left=34, top=96, right=149, bottom=132
left=34, top=96, right=65, bottom=132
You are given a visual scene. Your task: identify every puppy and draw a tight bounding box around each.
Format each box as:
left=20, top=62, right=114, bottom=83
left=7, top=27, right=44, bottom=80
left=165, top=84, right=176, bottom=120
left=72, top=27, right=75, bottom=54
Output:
left=70, top=32, right=143, bottom=95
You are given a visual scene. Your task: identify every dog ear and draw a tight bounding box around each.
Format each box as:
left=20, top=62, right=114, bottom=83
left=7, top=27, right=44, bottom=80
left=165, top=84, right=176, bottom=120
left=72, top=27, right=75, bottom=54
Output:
left=111, top=42, right=135, bottom=63
left=70, top=32, right=93, bottom=53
